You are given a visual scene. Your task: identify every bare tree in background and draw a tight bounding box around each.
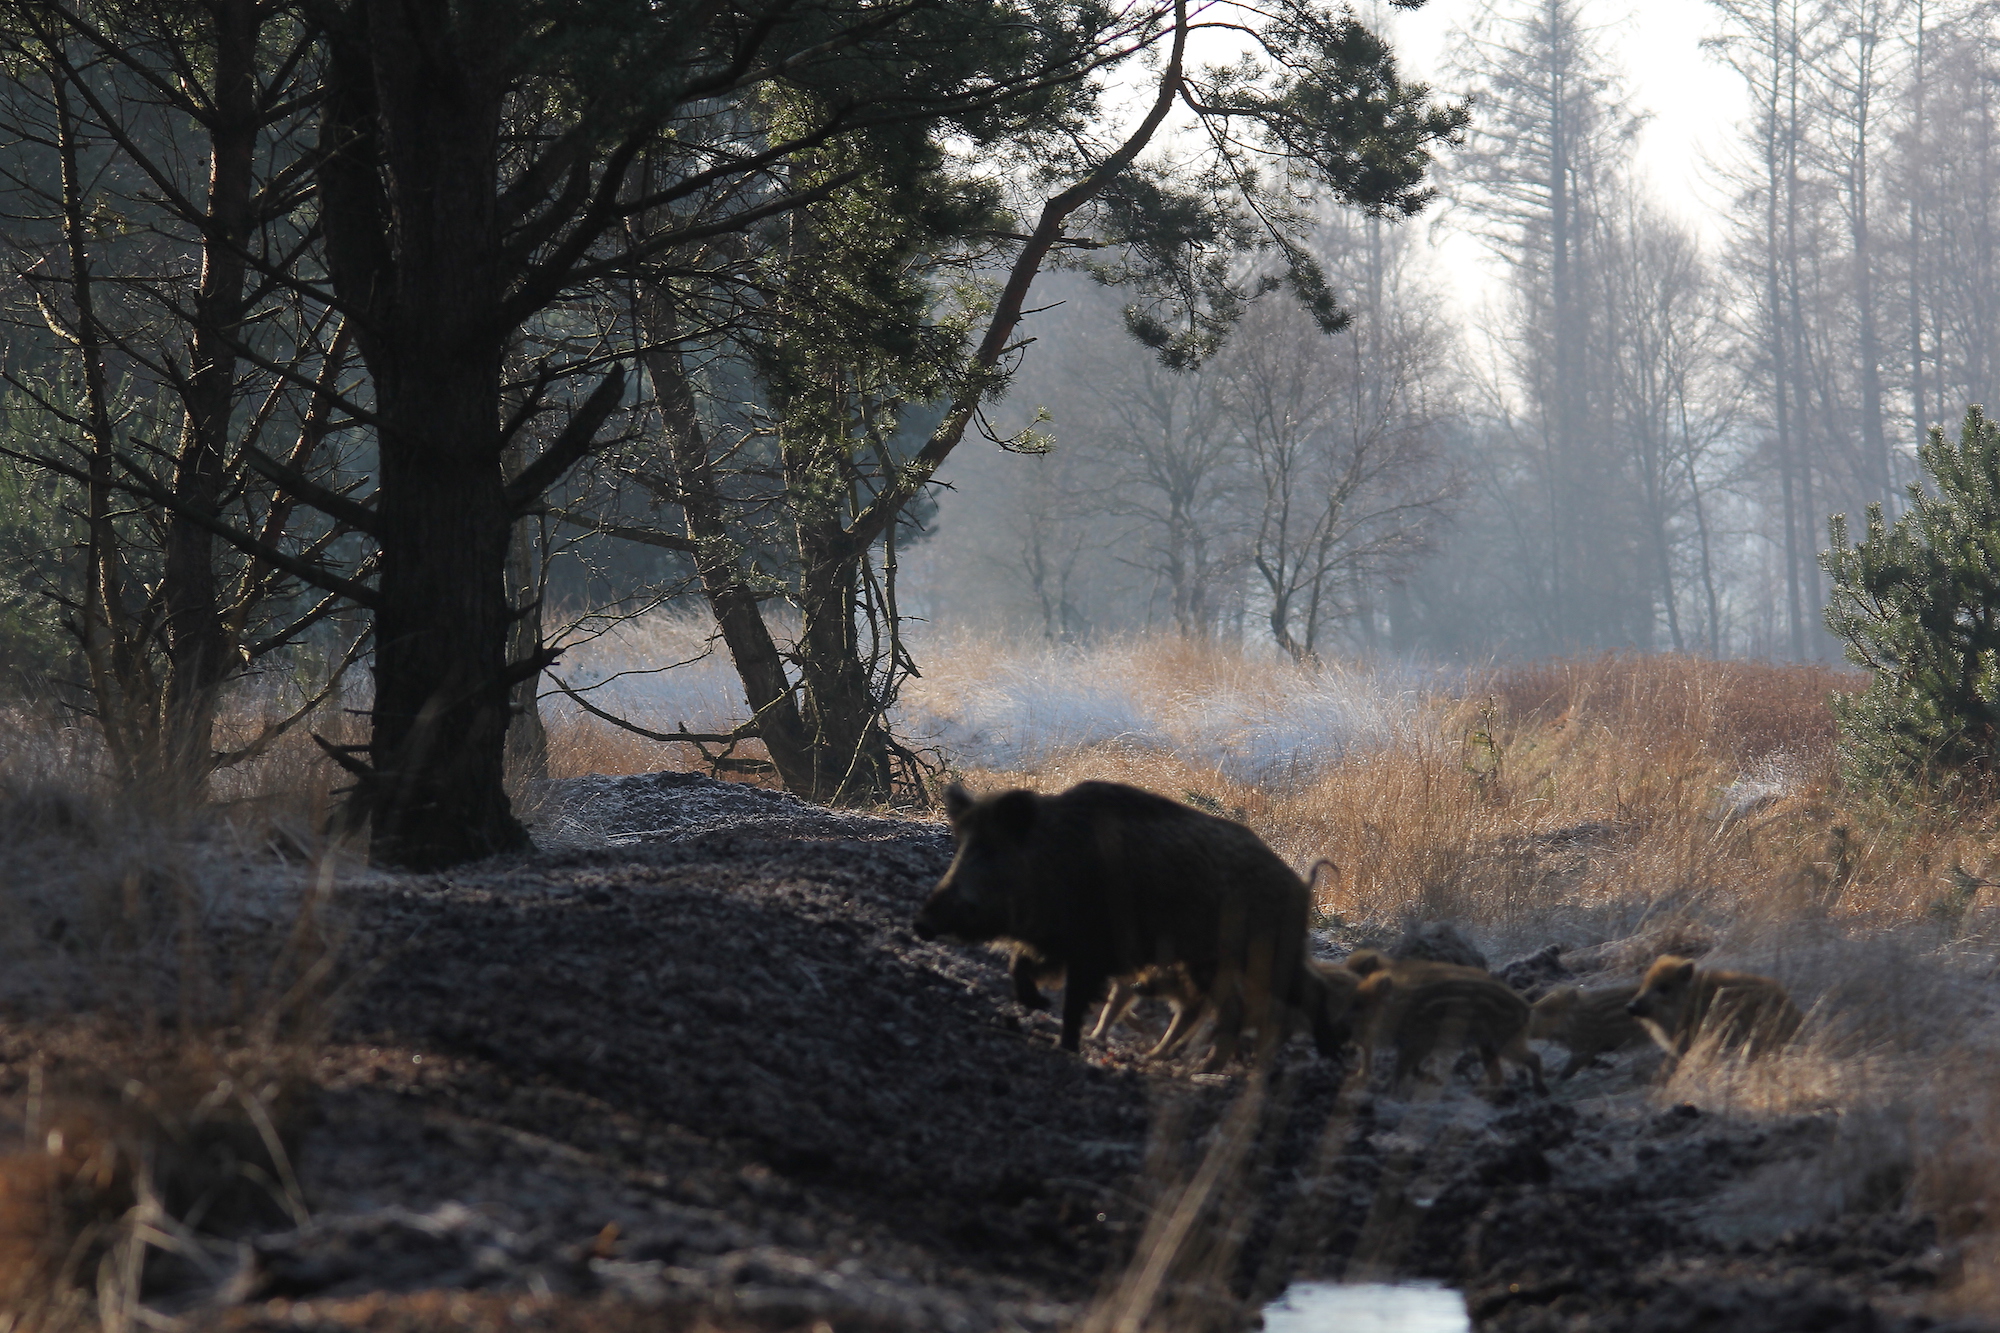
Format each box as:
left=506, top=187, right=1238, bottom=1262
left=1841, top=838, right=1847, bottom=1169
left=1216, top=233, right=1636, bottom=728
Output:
left=1222, top=216, right=1459, bottom=659
left=1446, top=0, right=1650, bottom=648
left=1065, top=324, right=1244, bottom=636
left=1816, top=0, right=1903, bottom=507
left=1012, top=442, right=1103, bottom=643
left=1884, top=3, right=2000, bottom=441
left=1599, top=199, right=1737, bottom=652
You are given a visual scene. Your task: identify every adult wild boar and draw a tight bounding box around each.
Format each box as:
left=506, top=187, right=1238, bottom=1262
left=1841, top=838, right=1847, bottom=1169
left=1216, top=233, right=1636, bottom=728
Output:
left=913, top=781, right=1343, bottom=1066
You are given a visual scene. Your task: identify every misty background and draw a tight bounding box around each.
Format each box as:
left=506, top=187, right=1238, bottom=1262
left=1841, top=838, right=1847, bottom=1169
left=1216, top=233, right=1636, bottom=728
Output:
left=895, top=0, right=1995, bottom=663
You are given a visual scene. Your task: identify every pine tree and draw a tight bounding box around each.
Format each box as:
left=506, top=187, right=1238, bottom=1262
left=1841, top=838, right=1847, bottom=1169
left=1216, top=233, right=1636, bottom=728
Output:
left=1821, top=405, right=2000, bottom=787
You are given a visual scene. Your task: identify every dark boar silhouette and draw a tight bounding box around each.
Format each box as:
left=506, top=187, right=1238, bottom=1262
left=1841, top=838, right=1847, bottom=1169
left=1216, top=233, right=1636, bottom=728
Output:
left=913, top=780, right=1343, bottom=1066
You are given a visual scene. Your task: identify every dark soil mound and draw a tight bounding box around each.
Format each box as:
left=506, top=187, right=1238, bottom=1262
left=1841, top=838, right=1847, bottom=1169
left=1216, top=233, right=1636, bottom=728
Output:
left=6, top=771, right=1979, bottom=1331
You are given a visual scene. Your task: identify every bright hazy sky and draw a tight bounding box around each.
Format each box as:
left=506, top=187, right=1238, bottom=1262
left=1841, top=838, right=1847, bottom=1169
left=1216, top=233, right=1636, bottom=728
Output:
left=1382, top=0, right=1753, bottom=319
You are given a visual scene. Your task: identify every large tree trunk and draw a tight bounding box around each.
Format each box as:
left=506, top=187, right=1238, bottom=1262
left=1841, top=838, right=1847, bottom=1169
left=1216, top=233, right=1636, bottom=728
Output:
left=162, top=0, right=259, bottom=790
left=322, top=1, right=526, bottom=867
left=370, top=419, right=523, bottom=866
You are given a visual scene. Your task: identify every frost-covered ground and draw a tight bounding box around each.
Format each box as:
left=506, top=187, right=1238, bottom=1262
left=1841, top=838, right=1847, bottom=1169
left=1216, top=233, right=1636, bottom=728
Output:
left=546, top=614, right=1440, bottom=785
left=899, top=637, right=1435, bottom=783
left=528, top=767, right=924, bottom=847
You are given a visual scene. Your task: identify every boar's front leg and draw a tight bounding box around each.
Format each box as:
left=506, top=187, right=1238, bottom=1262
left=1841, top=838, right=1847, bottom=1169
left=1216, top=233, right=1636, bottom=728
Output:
left=1061, top=967, right=1108, bottom=1052
left=1010, top=948, right=1052, bottom=1011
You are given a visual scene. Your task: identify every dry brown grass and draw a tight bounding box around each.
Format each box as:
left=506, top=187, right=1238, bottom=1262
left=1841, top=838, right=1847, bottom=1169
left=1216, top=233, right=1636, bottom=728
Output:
left=1483, top=653, right=1855, bottom=766
left=0, top=1018, right=317, bottom=1330
left=954, top=647, right=1989, bottom=951
left=0, top=702, right=345, bottom=1329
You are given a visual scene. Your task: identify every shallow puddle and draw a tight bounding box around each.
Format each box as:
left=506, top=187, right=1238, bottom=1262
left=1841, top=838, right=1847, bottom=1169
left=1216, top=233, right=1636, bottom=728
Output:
left=1261, top=1280, right=1471, bottom=1333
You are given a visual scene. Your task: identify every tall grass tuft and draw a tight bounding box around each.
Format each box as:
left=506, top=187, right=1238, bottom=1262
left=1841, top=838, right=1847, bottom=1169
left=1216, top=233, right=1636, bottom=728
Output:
left=0, top=704, right=342, bottom=1327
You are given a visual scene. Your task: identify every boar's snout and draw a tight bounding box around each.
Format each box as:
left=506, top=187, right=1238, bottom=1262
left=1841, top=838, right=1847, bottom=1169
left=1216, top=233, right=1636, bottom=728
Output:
left=913, top=881, right=977, bottom=942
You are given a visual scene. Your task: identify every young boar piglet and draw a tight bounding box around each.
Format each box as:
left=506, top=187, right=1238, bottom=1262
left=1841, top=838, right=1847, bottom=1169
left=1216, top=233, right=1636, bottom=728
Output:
left=1345, top=950, right=1488, bottom=984
left=1529, top=984, right=1649, bottom=1080
left=1093, top=958, right=1361, bottom=1063
left=1625, top=955, right=1802, bottom=1064
left=914, top=780, right=1343, bottom=1067
left=1356, top=968, right=1547, bottom=1096
left=1089, top=964, right=1210, bottom=1058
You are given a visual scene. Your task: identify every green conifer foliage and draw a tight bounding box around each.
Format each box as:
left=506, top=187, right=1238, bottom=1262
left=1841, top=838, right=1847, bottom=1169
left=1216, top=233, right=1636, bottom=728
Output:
left=1822, top=405, right=2000, bottom=788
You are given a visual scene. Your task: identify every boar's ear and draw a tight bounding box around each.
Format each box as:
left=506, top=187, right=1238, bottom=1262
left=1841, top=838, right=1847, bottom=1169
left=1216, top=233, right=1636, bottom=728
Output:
left=1668, top=958, right=1696, bottom=986
left=990, top=788, right=1039, bottom=839
left=944, top=783, right=976, bottom=821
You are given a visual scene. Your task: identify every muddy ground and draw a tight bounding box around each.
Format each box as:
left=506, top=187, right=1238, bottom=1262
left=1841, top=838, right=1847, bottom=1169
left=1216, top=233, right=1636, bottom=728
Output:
left=2, top=770, right=1991, bottom=1331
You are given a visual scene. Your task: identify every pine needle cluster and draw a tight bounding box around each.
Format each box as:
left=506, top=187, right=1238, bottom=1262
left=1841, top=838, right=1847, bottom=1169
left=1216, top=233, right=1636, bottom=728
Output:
left=1823, top=405, right=2000, bottom=790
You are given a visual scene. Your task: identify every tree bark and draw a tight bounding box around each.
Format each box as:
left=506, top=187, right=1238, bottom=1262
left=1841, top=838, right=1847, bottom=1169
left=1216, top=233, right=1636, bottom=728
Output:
left=320, top=1, right=527, bottom=867
left=504, top=461, right=550, bottom=785
left=794, top=531, right=895, bottom=800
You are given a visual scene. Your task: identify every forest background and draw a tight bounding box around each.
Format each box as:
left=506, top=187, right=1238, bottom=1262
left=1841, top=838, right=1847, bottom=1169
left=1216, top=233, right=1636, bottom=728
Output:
left=0, top=0, right=1993, bottom=868
left=924, top=0, right=2000, bottom=666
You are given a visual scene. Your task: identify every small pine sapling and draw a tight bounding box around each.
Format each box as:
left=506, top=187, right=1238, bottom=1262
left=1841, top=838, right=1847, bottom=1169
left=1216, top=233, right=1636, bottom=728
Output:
left=1821, top=405, right=2000, bottom=789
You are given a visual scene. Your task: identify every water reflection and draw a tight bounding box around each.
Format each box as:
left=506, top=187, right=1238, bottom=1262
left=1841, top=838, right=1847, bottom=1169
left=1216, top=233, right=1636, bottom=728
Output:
left=1261, top=1280, right=1470, bottom=1333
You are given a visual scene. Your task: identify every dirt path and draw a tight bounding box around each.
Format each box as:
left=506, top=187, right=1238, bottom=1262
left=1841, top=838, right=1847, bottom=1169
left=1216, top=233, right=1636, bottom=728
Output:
left=21, top=771, right=1984, bottom=1330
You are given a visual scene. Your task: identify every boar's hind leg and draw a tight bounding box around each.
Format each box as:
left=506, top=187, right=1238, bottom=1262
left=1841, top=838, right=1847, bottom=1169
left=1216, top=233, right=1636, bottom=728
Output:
left=1061, top=968, right=1108, bottom=1052
left=1477, top=1042, right=1506, bottom=1089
